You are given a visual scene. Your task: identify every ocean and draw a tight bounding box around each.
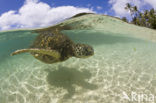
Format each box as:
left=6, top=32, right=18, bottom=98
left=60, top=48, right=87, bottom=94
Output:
left=0, top=15, right=156, bottom=103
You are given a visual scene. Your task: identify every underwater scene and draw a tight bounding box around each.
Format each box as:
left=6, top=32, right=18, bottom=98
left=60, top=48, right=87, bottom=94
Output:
left=0, top=14, right=156, bottom=103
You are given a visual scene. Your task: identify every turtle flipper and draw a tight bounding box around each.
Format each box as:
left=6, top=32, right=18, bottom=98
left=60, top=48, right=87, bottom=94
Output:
left=11, top=48, right=61, bottom=59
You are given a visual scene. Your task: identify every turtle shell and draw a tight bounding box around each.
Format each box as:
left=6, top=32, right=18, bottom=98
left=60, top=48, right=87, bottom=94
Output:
left=30, top=32, right=75, bottom=63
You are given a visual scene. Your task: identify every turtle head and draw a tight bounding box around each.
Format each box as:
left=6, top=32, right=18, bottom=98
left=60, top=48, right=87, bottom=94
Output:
left=73, top=43, right=94, bottom=58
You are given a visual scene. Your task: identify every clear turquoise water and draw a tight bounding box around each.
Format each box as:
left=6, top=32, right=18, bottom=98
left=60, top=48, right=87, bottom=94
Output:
left=1, top=15, right=156, bottom=103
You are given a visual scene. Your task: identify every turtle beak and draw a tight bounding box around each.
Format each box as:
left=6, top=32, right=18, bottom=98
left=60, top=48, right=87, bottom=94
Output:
left=84, top=46, right=94, bottom=58
left=87, top=47, right=94, bottom=56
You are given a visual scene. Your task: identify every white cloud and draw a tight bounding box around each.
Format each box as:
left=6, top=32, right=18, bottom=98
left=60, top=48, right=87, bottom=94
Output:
left=87, top=4, right=91, bottom=7
left=109, top=0, right=156, bottom=17
left=144, top=0, right=156, bottom=9
left=0, top=0, right=94, bottom=30
left=96, top=6, right=102, bottom=10
left=109, top=0, right=130, bottom=17
left=25, top=0, right=39, bottom=3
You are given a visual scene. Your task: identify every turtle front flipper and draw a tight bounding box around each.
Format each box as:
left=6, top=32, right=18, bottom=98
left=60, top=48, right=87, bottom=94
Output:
left=11, top=48, right=61, bottom=59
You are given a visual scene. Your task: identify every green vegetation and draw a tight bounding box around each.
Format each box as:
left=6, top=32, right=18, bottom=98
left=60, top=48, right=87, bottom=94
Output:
left=123, top=3, right=156, bottom=29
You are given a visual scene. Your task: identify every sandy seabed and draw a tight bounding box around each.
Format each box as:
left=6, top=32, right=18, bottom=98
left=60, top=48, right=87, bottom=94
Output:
left=1, top=36, right=156, bottom=103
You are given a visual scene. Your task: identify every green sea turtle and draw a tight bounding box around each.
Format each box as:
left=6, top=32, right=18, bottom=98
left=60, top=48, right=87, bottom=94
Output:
left=11, top=32, right=94, bottom=64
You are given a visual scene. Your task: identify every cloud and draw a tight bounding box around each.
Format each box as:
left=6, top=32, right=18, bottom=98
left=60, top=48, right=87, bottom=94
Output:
left=109, top=0, right=129, bottom=17
left=109, top=0, right=156, bottom=17
left=144, top=0, right=156, bottom=9
left=0, top=0, right=94, bottom=30
left=25, top=0, right=38, bottom=3
left=87, top=4, right=92, bottom=7
left=96, top=6, right=103, bottom=10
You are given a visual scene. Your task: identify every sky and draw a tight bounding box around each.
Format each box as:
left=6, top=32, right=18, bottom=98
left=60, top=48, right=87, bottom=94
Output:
left=0, top=0, right=156, bottom=30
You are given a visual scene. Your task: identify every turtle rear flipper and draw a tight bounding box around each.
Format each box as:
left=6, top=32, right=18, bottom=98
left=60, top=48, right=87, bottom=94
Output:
left=11, top=48, right=61, bottom=59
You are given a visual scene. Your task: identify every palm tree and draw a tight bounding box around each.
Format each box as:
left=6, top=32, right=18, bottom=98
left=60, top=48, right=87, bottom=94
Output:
left=124, top=4, right=156, bottom=29
left=133, top=6, right=138, bottom=11
left=131, top=17, right=137, bottom=24
left=133, top=6, right=138, bottom=17
left=136, top=17, right=140, bottom=25
left=144, top=10, right=149, bottom=19
left=122, top=17, right=128, bottom=22
left=140, top=17, right=146, bottom=26
left=150, top=8, right=154, bottom=16
left=125, top=3, right=133, bottom=17
left=125, top=3, right=131, bottom=10
left=125, top=3, right=138, bottom=19
left=149, top=8, right=156, bottom=29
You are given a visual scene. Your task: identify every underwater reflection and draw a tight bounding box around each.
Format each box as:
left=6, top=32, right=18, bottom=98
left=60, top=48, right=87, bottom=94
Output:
left=45, top=66, right=97, bottom=99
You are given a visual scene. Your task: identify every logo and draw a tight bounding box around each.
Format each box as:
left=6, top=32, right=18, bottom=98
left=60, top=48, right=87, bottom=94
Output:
left=122, top=91, right=155, bottom=103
